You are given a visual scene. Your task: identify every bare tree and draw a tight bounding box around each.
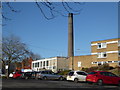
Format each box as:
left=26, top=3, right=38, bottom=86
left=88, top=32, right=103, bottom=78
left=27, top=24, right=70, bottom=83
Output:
left=2, top=35, right=29, bottom=78
left=29, top=51, right=41, bottom=60
left=1, top=1, right=84, bottom=20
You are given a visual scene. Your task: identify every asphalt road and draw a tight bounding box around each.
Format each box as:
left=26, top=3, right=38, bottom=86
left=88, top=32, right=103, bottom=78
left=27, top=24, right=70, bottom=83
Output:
left=1, top=78, right=120, bottom=90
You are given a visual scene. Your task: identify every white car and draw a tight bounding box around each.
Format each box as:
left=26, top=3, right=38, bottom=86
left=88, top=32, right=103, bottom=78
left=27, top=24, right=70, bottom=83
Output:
left=66, top=71, right=88, bottom=83
left=9, top=72, right=14, bottom=78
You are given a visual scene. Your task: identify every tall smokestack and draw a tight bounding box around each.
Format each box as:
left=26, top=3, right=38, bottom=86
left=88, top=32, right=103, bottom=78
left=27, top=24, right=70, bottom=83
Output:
left=68, top=13, right=74, bottom=57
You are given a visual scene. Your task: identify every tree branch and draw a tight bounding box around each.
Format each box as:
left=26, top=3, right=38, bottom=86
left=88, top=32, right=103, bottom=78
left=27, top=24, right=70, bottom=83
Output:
left=6, top=2, right=20, bottom=13
left=35, top=2, right=54, bottom=20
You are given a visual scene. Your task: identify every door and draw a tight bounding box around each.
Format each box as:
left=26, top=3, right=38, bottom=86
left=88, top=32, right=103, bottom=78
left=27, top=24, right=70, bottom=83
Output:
left=108, top=72, right=119, bottom=84
left=100, top=72, right=113, bottom=84
left=76, top=71, right=87, bottom=81
left=67, top=72, right=74, bottom=80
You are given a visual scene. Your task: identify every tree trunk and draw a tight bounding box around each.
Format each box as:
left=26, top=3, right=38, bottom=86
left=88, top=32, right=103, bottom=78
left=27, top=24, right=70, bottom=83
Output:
left=6, top=61, right=11, bottom=78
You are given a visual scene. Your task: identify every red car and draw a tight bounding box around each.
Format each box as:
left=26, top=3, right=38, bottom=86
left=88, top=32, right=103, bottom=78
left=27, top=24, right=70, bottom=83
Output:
left=86, top=71, right=120, bottom=86
left=13, top=71, right=23, bottom=78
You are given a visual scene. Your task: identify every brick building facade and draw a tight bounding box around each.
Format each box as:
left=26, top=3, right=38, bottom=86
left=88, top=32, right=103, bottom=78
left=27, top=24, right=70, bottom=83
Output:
left=16, top=57, right=33, bottom=70
left=69, top=38, right=120, bottom=70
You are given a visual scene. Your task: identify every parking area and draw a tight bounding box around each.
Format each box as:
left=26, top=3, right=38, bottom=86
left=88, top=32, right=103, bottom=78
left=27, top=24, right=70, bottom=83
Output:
left=1, top=78, right=120, bottom=89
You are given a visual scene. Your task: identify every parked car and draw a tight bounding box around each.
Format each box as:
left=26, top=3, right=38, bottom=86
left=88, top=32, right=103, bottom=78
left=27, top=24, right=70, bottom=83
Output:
left=86, top=71, right=120, bottom=86
left=9, top=73, right=13, bottom=78
left=66, top=71, right=88, bottom=83
left=13, top=71, right=23, bottom=78
left=31, top=71, right=39, bottom=79
left=35, top=70, right=64, bottom=80
left=20, top=71, right=39, bottom=79
left=20, top=72, right=33, bottom=79
left=0, top=74, right=6, bottom=78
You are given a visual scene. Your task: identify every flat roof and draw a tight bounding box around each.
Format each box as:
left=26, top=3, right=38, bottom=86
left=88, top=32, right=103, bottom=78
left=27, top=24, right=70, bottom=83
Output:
left=91, top=38, right=120, bottom=43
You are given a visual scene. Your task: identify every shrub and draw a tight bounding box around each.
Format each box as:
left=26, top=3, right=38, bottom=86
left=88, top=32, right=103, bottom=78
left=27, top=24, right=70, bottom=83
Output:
left=109, top=67, right=120, bottom=76
left=98, top=63, right=110, bottom=71
left=82, top=64, right=114, bottom=73
left=57, top=70, right=71, bottom=75
left=82, top=66, right=98, bottom=73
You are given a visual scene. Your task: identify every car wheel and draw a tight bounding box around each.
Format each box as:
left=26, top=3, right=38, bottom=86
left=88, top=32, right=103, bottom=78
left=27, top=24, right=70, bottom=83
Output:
left=97, top=79, right=103, bottom=86
left=43, top=76, right=47, bottom=80
left=25, top=77, right=28, bottom=80
left=74, top=78, right=78, bottom=83
left=35, top=77, right=38, bottom=80
left=118, top=81, right=120, bottom=86
left=59, top=77, right=63, bottom=81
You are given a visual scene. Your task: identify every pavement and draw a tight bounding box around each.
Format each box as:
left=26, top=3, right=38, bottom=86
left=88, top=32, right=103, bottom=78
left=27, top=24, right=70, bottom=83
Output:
left=1, top=78, right=120, bottom=90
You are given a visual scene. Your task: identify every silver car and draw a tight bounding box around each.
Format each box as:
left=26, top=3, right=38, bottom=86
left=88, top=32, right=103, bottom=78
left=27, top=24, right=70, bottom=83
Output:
left=35, top=70, right=64, bottom=80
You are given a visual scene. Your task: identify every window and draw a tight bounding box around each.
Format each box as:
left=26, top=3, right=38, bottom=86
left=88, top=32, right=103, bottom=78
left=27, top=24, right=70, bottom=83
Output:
left=98, top=52, right=107, bottom=58
left=41, top=71, right=45, bottom=74
left=114, top=61, right=118, bottom=63
left=108, top=61, right=112, bottom=63
left=98, top=63, right=101, bottom=66
left=119, top=51, right=120, bottom=56
left=68, top=72, right=74, bottom=76
left=92, top=62, right=98, bottom=64
left=41, top=62, right=42, bottom=67
left=32, top=63, right=35, bottom=68
left=100, top=72, right=117, bottom=77
left=43, top=61, right=45, bottom=66
left=119, top=62, right=120, bottom=66
left=88, top=72, right=97, bottom=75
left=103, top=52, right=107, bottom=57
left=103, top=61, right=107, bottom=64
left=108, top=72, right=117, bottom=77
left=78, top=62, right=81, bottom=67
left=46, top=61, right=49, bottom=66
left=100, top=72, right=108, bottom=76
left=118, top=40, right=120, bottom=46
left=98, top=53, right=101, bottom=58
left=35, top=63, right=38, bottom=67
left=53, top=66, right=56, bottom=69
left=97, top=43, right=106, bottom=49
left=48, top=71, right=53, bottom=74
left=76, top=72, right=87, bottom=76
left=98, top=43, right=102, bottom=49
left=38, top=62, right=39, bottom=67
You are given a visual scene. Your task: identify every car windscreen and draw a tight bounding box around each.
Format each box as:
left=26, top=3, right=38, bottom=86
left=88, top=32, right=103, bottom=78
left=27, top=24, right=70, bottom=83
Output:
left=68, top=72, right=74, bottom=76
left=88, top=72, right=97, bottom=75
left=76, top=72, right=87, bottom=76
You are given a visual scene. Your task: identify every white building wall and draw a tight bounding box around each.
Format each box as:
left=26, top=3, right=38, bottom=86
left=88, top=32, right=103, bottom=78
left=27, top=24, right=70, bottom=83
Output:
left=31, top=57, right=69, bottom=73
left=31, top=57, right=56, bottom=72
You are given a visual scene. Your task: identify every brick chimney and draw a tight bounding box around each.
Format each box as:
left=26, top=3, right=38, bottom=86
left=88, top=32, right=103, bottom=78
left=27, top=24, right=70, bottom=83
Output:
left=68, top=13, right=74, bottom=57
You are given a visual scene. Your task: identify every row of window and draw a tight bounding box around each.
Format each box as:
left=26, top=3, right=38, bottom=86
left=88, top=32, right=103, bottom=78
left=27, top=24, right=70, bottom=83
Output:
left=97, top=52, right=107, bottom=58
left=97, top=43, right=106, bottom=49
left=97, top=51, right=120, bottom=58
left=92, top=61, right=120, bottom=64
left=97, top=41, right=120, bottom=49
left=32, top=61, right=49, bottom=68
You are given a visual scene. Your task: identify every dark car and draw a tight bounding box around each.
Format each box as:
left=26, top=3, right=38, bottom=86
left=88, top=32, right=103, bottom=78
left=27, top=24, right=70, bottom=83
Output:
left=86, top=71, right=120, bottom=86
left=21, top=72, right=33, bottom=79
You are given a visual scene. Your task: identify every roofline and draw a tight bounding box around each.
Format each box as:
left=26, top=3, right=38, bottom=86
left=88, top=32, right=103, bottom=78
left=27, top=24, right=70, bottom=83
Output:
left=91, top=38, right=120, bottom=43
